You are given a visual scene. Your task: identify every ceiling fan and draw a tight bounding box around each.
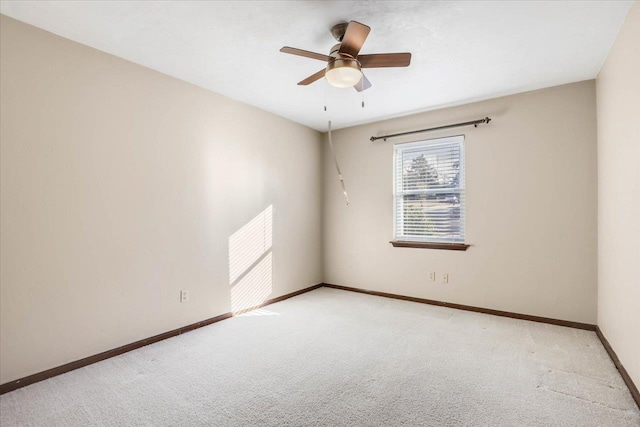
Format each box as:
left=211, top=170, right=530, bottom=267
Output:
left=280, top=21, right=411, bottom=92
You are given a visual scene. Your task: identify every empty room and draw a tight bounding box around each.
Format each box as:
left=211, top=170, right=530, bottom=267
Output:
left=1, top=1, right=639, bottom=426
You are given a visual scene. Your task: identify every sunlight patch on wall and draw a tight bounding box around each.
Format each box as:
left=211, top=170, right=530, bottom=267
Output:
left=230, top=252, right=272, bottom=313
left=229, top=205, right=273, bottom=313
left=229, top=206, right=273, bottom=284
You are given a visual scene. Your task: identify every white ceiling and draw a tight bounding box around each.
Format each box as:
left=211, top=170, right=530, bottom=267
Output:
left=0, top=1, right=632, bottom=131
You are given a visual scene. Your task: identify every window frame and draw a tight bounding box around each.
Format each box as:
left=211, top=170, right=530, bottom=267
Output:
left=392, top=135, right=468, bottom=249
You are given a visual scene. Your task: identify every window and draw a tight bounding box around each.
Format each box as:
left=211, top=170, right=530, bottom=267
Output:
left=393, top=135, right=466, bottom=248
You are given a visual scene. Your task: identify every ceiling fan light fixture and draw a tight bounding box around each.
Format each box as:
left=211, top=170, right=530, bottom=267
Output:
left=325, top=58, right=362, bottom=88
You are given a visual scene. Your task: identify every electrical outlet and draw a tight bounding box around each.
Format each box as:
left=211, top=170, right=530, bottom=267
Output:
left=429, top=271, right=436, bottom=282
left=180, top=290, right=189, bottom=303
left=441, top=273, right=449, bottom=284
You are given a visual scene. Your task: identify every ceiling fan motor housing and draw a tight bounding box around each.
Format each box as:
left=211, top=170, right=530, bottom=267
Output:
left=329, top=43, right=342, bottom=57
left=328, top=42, right=361, bottom=65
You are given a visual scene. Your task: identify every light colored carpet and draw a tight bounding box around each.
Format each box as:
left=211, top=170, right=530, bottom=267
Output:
left=1, top=287, right=639, bottom=426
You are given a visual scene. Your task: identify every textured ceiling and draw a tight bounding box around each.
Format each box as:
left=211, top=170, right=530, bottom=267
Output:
left=0, top=1, right=633, bottom=131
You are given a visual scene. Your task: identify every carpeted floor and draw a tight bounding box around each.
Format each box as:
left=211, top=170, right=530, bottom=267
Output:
left=1, top=287, right=639, bottom=426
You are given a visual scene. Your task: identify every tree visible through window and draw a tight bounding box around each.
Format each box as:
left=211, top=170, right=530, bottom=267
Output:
left=393, top=135, right=465, bottom=243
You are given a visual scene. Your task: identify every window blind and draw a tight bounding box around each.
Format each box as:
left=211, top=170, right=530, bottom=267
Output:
left=393, top=135, right=465, bottom=243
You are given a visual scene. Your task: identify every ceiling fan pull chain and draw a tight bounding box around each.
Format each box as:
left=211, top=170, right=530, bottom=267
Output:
left=324, top=80, right=328, bottom=112
left=324, top=82, right=327, bottom=111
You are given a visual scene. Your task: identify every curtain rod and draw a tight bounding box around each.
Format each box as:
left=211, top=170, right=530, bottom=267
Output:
left=370, top=117, right=491, bottom=142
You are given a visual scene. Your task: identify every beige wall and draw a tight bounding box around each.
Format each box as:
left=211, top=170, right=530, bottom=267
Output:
left=0, top=15, right=323, bottom=383
left=323, top=81, right=598, bottom=324
left=597, top=2, right=640, bottom=386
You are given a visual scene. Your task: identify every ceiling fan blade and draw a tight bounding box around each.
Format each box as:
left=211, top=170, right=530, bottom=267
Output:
left=354, top=74, right=372, bottom=92
left=280, top=46, right=332, bottom=62
left=358, top=53, right=412, bottom=68
left=338, top=21, right=370, bottom=58
left=298, top=69, right=326, bottom=85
